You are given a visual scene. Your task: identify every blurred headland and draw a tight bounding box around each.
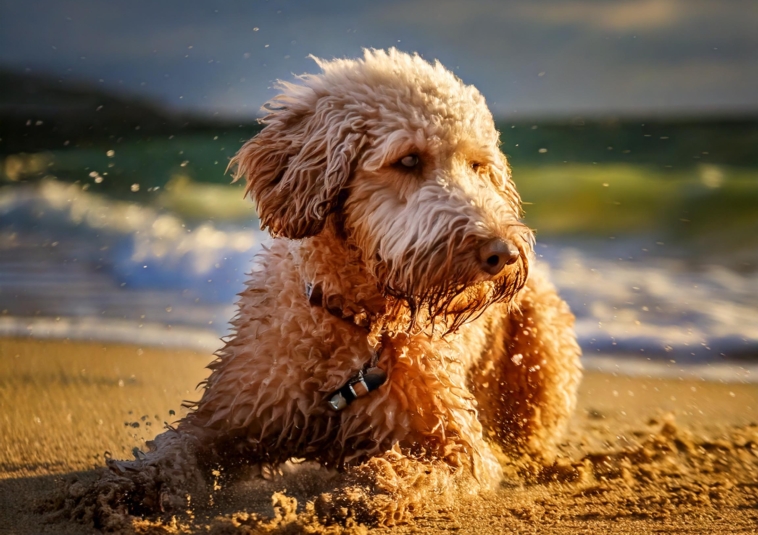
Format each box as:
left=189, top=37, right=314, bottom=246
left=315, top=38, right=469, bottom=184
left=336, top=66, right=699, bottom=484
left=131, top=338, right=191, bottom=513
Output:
left=2, top=68, right=757, bottom=170
left=0, top=68, right=257, bottom=155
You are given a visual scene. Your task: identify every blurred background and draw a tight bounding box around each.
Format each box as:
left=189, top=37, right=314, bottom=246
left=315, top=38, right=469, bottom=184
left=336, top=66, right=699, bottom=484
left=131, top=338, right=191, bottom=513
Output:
left=1, top=0, right=757, bottom=377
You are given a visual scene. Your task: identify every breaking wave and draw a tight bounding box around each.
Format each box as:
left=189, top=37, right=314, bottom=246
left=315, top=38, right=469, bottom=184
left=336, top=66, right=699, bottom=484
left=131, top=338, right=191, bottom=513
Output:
left=1, top=180, right=757, bottom=379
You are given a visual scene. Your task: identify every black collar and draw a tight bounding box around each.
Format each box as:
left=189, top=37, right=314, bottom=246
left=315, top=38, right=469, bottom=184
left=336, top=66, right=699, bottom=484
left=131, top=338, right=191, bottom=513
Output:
left=305, top=280, right=388, bottom=411
left=306, top=280, right=372, bottom=330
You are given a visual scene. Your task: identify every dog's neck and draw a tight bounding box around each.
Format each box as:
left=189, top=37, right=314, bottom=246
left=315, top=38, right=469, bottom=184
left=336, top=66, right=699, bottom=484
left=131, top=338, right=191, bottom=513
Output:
left=295, top=224, right=499, bottom=338
left=297, top=225, right=390, bottom=331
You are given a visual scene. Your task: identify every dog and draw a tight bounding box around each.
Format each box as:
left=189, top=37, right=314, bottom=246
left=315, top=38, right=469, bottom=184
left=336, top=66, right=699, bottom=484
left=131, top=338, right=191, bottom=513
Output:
left=80, top=48, right=581, bottom=526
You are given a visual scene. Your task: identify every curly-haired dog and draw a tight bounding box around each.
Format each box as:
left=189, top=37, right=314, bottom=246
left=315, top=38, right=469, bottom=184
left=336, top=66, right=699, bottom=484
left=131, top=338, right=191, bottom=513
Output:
left=79, top=49, right=581, bottom=526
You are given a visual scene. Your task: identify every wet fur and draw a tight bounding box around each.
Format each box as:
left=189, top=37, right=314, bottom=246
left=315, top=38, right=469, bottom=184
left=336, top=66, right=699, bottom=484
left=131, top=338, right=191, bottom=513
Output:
left=67, top=49, right=582, bottom=527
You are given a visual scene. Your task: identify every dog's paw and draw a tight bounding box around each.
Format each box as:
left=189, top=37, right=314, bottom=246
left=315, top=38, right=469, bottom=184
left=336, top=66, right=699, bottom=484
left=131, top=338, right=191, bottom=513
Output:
left=311, top=459, right=398, bottom=525
left=42, top=467, right=144, bottom=531
left=313, top=454, right=443, bottom=527
left=51, top=464, right=197, bottom=530
left=313, top=485, right=383, bottom=526
left=106, top=456, right=193, bottom=513
left=46, top=443, right=206, bottom=530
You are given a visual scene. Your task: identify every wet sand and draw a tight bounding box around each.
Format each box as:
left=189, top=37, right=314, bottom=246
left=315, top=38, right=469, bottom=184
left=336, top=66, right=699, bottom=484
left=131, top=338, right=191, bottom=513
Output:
left=1, top=337, right=757, bottom=534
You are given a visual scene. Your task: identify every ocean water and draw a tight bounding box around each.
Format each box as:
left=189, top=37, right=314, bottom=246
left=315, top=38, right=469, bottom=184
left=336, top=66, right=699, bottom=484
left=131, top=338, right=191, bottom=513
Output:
left=1, top=180, right=756, bottom=382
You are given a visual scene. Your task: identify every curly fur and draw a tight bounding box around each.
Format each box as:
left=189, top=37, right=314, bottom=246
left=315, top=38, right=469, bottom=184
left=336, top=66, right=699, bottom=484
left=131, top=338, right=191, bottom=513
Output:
left=70, top=48, right=582, bottom=527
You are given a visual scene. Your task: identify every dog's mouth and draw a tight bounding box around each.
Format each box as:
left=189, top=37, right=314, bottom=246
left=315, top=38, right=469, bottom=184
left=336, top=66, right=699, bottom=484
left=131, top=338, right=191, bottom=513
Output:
left=378, top=253, right=529, bottom=334
left=365, top=221, right=534, bottom=334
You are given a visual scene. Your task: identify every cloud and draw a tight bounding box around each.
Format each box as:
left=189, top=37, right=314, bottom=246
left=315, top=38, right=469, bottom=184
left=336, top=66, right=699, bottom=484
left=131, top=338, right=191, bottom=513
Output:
left=514, top=0, right=683, bottom=32
left=1, top=0, right=756, bottom=118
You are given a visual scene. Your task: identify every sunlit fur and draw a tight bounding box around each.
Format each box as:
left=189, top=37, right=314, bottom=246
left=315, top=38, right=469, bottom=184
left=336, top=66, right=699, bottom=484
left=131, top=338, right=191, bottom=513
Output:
left=81, top=49, right=582, bottom=527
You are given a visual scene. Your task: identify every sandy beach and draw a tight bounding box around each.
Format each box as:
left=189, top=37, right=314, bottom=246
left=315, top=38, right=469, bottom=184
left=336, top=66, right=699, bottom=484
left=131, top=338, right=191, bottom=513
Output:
left=1, top=337, right=757, bottom=534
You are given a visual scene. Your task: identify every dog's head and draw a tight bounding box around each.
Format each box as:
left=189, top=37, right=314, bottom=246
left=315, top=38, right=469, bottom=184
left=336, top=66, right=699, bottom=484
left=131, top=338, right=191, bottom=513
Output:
left=231, top=49, right=534, bottom=331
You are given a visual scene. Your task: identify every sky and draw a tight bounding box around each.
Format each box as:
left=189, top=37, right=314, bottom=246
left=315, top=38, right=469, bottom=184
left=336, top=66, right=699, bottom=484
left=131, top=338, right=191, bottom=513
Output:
left=1, top=0, right=756, bottom=119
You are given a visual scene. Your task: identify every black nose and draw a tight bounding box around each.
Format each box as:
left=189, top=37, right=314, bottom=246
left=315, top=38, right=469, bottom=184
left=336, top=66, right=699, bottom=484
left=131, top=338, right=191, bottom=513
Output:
left=478, top=238, right=520, bottom=276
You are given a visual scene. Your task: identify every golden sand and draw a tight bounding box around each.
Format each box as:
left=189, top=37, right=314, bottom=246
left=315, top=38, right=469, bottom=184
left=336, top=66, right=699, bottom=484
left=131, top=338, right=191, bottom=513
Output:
left=1, top=337, right=757, bottom=534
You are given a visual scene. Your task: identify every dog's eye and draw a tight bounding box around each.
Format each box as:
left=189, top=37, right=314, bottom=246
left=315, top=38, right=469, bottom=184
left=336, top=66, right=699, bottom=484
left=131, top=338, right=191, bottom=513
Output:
left=471, top=162, right=483, bottom=171
left=399, top=155, right=420, bottom=168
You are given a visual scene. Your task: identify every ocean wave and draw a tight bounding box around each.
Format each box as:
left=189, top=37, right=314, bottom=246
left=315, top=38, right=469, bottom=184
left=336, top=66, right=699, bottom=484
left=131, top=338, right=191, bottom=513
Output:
left=543, top=245, right=758, bottom=360
left=0, top=180, right=265, bottom=303
left=1, top=180, right=757, bottom=366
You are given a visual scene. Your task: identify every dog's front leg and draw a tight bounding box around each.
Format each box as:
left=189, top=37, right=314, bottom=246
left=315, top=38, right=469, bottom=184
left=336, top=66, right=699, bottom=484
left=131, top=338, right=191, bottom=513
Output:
left=471, top=269, right=582, bottom=460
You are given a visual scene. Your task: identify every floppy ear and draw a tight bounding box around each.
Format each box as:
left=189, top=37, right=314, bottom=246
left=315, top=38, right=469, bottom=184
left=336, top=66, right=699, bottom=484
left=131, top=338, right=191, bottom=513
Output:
left=230, top=90, right=365, bottom=239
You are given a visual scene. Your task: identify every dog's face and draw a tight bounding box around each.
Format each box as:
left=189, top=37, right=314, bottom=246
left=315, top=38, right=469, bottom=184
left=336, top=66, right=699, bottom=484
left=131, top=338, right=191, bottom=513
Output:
left=232, top=49, right=534, bottom=330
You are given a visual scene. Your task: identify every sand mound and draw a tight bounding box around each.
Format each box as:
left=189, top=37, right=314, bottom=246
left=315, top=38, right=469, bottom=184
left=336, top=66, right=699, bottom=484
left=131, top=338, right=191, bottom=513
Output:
left=39, top=417, right=758, bottom=533
left=3, top=339, right=758, bottom=534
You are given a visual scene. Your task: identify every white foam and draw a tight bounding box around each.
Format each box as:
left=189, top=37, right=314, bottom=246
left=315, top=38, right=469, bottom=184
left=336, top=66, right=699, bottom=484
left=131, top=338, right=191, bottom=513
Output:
left=4, top=316, right=756, bottom=383
left=0, top=316, right=221, bottom=353
left=544, top=245, right=758, bottom=360
left=582, top=354, right=758, bottom=383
